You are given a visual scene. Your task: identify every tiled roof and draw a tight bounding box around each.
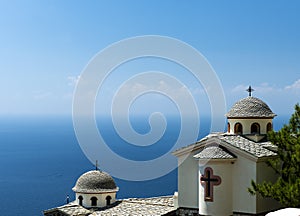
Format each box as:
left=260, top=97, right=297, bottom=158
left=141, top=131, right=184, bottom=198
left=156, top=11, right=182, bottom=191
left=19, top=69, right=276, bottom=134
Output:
left=44, top=196, right=175, bottom=216
left=173, top=133, right=277, bottom=159
left=172, top=132, right=222, bottom=155
left=95, top=196, right=175, bottom=216
left=194, top=145, right=236, bottom=159
left=226, top=96, right=276, bottom=118
left=220, top=135, right=277, bottom=158
left=44, top=203, right=91, bottom=216
left=73, top=170, right=118, bottom=193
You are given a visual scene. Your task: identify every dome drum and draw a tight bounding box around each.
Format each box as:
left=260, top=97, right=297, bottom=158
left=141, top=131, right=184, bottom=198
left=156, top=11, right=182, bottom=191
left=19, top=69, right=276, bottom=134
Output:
left=75, top=192, right=116, bottom=208
left=227, top=119, right=273, bottom=135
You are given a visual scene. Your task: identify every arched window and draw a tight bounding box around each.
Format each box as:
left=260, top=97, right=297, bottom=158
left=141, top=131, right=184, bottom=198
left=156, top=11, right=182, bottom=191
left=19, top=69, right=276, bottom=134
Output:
left=251, top=123, right=260, bottom=134
left=106, top=195, right=112, bottom=206
left=234, top=123, right=243, bottom=134
left=227, top=122, right=230, bottom=133
left=267, top=123, right=272, bottom=132
left=91, top=197, right=98, bottom=206
left=78, top=196, right=83, bottom=206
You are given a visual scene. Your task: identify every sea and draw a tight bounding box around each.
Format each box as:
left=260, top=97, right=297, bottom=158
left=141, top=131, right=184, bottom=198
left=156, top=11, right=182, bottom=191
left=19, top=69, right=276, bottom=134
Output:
left=0, top=115, right=289, bottom=216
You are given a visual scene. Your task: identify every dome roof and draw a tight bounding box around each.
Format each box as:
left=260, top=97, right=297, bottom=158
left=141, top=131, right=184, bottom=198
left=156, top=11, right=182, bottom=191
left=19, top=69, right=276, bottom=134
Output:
left=72, top=170, right=118, bottom=193
left=226, top=96, right=276, bottom=118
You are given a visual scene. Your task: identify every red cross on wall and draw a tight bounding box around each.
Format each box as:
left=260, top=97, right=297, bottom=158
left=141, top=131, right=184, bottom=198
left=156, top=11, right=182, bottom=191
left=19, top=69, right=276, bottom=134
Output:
left=200, top=167, right=221, bottom=202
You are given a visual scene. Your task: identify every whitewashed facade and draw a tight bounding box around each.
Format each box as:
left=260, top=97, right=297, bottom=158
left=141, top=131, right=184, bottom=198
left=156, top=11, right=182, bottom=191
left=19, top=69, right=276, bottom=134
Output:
left=173, top=96, right=281, bottom=215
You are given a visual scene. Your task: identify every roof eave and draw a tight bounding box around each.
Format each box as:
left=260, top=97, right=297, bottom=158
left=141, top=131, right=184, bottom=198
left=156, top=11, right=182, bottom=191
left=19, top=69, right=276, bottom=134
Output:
left=72, top=187, right=119, bottom=194
left=172, top=143, right=203, bottom=157
left=226, top=115, right=276, bottom=119
left=195, top=158, right=237, bottom=163
left=256, top=155, right=278, bottom=162
left=172, top=136, right=223, bottom=157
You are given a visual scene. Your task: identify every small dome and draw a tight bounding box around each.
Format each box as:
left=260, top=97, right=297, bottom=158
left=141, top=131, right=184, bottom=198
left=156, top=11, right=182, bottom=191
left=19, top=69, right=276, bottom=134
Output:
left=72, top=170, right=118, bottom=193
left=226, top=96, right=276, bottom=118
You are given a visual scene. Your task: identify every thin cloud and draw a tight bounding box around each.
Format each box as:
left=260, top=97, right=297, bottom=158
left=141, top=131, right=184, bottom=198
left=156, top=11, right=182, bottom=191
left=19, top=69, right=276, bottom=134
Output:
left=33, top=91, right=53, bottom=100
left=117, top=80, right=200, bottom=101
left=67, top=75, right=80, bottom=86
left=232, top=83, right=276, bottom=94
left=285, top=79, right=300, bottom=90
left=255, top=83, right=275, bottom=93
left=232, top=84, right=248, bottom=93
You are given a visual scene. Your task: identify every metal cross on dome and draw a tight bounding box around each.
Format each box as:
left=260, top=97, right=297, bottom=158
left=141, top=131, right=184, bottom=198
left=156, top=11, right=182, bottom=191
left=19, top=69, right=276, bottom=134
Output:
left=246, top=85, right=254, bottom=97
left=200, top=167, right=221, bottom=202
left=95, top=160, right=99, bottom=171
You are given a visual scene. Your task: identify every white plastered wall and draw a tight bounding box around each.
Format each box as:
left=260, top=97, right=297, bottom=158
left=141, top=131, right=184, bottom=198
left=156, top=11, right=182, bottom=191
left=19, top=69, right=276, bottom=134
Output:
left=198, top=161, right=233, bottom=216
left=177, top=153, right=199, bottom=209
left=232, top=155, right=257, bottom=214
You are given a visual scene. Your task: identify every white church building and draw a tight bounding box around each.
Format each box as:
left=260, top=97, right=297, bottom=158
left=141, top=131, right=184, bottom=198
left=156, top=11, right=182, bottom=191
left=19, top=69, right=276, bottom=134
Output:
left=44, top=93, right=282, bottom=216
left=173, top=94, right=280, bottom=215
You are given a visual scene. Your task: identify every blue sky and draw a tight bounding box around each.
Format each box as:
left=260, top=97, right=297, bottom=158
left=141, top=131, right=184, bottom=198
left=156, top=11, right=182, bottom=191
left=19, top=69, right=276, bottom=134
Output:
left=1, top=0, right=300, bottom=117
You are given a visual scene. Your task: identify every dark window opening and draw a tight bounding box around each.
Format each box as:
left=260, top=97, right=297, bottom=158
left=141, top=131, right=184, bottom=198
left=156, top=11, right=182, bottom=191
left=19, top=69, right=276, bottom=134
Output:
left=227, top=122, right=230, bottom=133
left=91, top=197, right=98, bottom=206
left=106, top=195, right=112, bottom=206
left=234, top=123, right=243, bottom=134
left=78, top=196, right=83, bottom=206
left=267, top=123, right=272, bottom=132
left=251, top=123, right=260, bottom=134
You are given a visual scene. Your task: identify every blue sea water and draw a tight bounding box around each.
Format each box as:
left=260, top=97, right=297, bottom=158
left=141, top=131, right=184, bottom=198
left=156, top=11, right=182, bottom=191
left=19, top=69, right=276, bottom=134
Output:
left=0, top=115, right=289, bottom=216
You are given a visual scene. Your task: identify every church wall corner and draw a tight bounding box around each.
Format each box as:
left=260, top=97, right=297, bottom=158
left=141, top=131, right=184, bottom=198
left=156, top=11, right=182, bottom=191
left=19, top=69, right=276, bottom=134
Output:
left=232, top=155, right=257, bottom=214
left=177, top=154, right=199, bottom=209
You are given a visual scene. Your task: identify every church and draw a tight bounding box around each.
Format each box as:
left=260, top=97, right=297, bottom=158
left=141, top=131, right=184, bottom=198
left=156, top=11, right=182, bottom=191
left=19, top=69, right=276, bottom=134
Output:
left=173, top=92, right=280, bottom=215
left=44, top=91, right=281, bottom=216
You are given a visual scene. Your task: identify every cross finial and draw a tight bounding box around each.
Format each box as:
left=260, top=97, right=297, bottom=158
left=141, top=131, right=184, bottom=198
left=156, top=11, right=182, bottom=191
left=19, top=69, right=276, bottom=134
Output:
left=95, top=160, right=99, bottom=171
left=66, top=195, right=70, bottom=204
left=246, top=85, right=254, bottom=97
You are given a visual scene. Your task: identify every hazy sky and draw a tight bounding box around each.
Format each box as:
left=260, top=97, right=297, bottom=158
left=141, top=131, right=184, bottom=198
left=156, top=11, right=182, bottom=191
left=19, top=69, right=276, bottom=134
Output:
left=1, top=0, right=299, bottom=117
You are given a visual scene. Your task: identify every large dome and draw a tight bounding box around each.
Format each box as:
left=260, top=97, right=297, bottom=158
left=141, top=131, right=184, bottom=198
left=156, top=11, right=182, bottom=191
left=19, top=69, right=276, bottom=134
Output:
left=72, top=170, right=118, bottom=193
left=226, top=96, right=276, bottom=118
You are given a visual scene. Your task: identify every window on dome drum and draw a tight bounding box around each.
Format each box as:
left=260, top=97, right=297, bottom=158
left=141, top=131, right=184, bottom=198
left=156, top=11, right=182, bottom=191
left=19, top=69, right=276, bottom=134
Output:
left=251, top=123, right=260, bottom=134
left=91, top=197, right=98, bottom=206
left=267, top=123, right=272, bottom=132
left=234, top=123, right=243, bottom=134
left=227, top=122, right=230, bottom=133
left=106, top=195, right=112, bottom=205
left=78, top=196, right=83, bottom=206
